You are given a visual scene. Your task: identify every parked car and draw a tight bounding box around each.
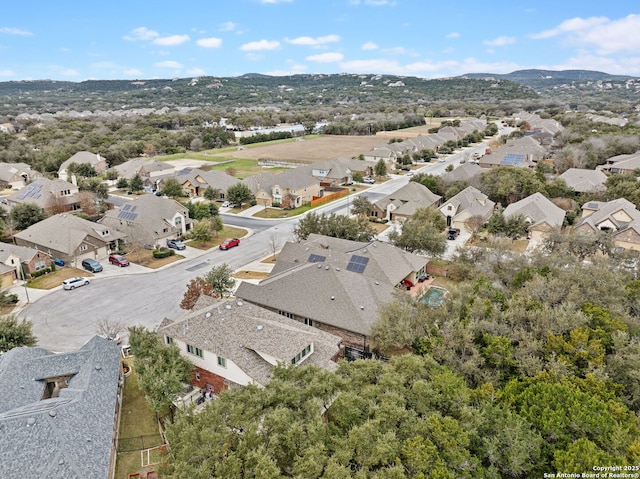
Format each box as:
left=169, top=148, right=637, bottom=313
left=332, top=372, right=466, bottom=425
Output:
left=417, top=273, right=430, bottom=283
left=166, top=239, right=186, bottom=250
left=401, top=279, right=413, bottom=290
left=219, top=238, right=240, bottom=250
left=62, top=277, right=90, bottom=290
left=54, top=258, right=65, bottom=267
left=447, top=228, right=461, bottom=240
left=363, top=177, right=376, bottom=184
left=406, top=171, right=414, bottom=176
left=108, top=254, right=130, bottom=267
left=221, top=201, right=231, bottom=208
left=81, top=258, right=103, bottom=273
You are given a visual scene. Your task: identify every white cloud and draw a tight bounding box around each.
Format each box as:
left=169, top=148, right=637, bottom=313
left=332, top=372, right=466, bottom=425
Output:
left=0, top=27, right=32, bottom=36
left=265, top=63, right=307, bottom=75
left=197, top=37, right=222, bottom=48
left=187, top=68, right=207, bottom=76
left=340, top=58, right=403, bottom=73
left=549, top=51, right=640, bottom=76
left=153, top=35, right=190, bottom=46
left=306, top=52, right=344, bottom=63
left=361, top=41, right=378, bottom=50
left=260, top=0, right=292, bottom=3
left=484, top=36, right=516, bottom=47
left=219, top=22, right=236, bottom=32
left=240, top=39, right=280, bottom=51
left=285, top=35, right=340, bottom=46
left=350, top=0, right=397, bottom=5
left=123, top=27, right=159, bottom=41
left=446, top=32, right=460, bottom=39
left=123, top=68, right=144, bottom=77
left=532, top=14, right=640, bottom=55
left=154, top=60, right=183, bottom=68
left=0, top=69, right=16, bottom=76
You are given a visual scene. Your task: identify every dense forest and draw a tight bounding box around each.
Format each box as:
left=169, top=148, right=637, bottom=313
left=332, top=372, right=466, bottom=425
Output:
left=161, top=240, right=640, bottom=478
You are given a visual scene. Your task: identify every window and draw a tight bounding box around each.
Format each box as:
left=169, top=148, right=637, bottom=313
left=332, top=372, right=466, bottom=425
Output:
left=101, top=230, right=109, bottom=236
left=278, top=310, right=294, bottom=319
left=217, top=356, right=227, bottom=368
left=166, top=336, right=173, bottom=345
left=304, top=318, right=313, bottom=327
left=195, top=347, right=203, bottom=358
left=195, top=370, right=201, bottom=380
left=79, top=245, right=88, bottom=251
left=447, top=205, right=453, bottom=211
left=35, top=260, right=46, bottom=271
left=187, top=344, right=195, bottom=354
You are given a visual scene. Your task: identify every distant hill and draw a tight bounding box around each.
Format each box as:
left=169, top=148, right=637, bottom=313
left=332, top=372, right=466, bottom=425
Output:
left=0, top=73, right=537, bottom=115
left=461, top=69, right=635, bottom=82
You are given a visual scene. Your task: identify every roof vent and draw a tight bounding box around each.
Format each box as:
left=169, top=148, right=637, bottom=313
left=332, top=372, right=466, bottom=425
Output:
left=335, top=267, right=340, bottom=271
left=26, top=417, right=36, bottom=426
left=360, top=305, right=364, bottom=310
left=257, top=325, right=264, bottom=331
left=325, top=265, right=329, bottom=270
left=205, top=311, right=212, bottom=319
left=95, top=365, right=101, bottom=371
left=331, top=296, right=335, bottom=300
left=58, top=458, right=65, bottom=466
left=225, top=304, right=232, bottom=310
left=317, top=263, right=322, bottom=268
left=236, top=300, right=243, bottom=306
left=49, top=409, right=57, bottom=418
left=375, top=281, right=379, bottom=285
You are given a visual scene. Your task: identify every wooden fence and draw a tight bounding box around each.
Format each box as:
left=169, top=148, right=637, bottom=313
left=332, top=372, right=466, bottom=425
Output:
left=310, top=188, right=349, bottom=207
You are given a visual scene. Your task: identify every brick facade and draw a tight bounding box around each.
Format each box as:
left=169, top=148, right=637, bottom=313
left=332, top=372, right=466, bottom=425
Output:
left=191, top=366, right=229, bottom=395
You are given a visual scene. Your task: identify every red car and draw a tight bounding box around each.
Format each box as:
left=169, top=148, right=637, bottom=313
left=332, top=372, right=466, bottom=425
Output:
left=401, top=279, right=413, bottom=290
left=219, top=238, right=240, bottom=250
left=108, top=254, right=130, bottom=267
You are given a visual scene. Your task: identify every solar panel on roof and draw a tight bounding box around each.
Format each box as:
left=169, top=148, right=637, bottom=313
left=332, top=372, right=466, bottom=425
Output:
left=346, top=255, right=369, bottom=273
left=308, top=254, right=326, bottom=263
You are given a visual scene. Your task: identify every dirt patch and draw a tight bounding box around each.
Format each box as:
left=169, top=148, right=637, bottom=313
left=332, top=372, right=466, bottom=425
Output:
left=233, top=271, right=270, bottom=280
left=210, top=135, right=388, bottom=163
left=127, top=250, right=183, bottom=269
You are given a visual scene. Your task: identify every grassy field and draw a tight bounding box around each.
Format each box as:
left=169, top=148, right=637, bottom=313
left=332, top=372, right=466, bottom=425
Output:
left=115, top=366, right=165, bottom=479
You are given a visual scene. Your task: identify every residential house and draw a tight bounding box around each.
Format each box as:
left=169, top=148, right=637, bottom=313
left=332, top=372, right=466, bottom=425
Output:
left=0, top=336, right=122, bottom=479
left=478, top=136, right=546, bottom=169
left=0, top=243, right=52, bottom=286
left=5, top=178, right=82, bottom=213
left=58, top=151, right=108, bottom=182
left=113, top=158, right=151, bottom=180
left=236, top=234, right=428, bottom=356
left=98, top=194, right=192, bottom=247
left=441, top=163, right=483, bottom=185
left=363, top=146, right=398, bottom=165
left=14, top=213, right=125, bottom=267
left=575, top=198, right=640, bottom=252
left=137, top=161, right=176, bottom=190
left=598, top=152, right=640, bottom=175
left=176, top=168, right=238, bottom=199
left=371, top=181, right=441, bottom=221
left=158, top=300, right=341, bottom=393
left=439, top=186, right=495, bottom=230
left=0, top=162, right=41, bottom=190
left=502, top=192, right=566, bottom=241
left=512, top=111, right=564, bottom=136
left=303, top=158, right=375, bottom=186
left=558, top=168, right=607, bottom=194
left=243, top=169, right=321, bottom=208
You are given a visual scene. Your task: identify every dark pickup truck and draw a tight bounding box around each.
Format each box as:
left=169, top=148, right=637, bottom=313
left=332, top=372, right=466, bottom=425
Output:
left=447, top=228, right=460, bottom=240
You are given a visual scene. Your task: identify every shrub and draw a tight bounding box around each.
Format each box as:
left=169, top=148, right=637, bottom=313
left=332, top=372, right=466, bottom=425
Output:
left=30, top=267, right=51, bottom=278
left=153, top=249, right=174, bottom=259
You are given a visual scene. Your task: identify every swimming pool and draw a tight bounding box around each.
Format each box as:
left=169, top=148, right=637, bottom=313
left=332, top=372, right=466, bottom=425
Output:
left=420, top=286, right=448, bottom=307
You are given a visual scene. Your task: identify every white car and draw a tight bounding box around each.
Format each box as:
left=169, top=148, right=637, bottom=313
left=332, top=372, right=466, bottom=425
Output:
left=62, top=277, right=90, bottom=290
left=363, top=177, right=376, bottom=184
left=221, top=201, right=231, bottom=208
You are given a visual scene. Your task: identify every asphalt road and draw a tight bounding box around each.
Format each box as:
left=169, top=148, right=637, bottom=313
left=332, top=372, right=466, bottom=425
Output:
left=19, top=142, right=488, bottom=352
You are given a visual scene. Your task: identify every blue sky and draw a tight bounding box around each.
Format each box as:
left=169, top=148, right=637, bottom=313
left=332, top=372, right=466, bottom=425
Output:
left=1, top=1, right=639, bottom=81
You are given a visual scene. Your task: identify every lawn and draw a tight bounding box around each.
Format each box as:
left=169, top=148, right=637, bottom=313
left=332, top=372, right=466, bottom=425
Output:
left=206, top=157, right=288, bottom=178
left=232, top=271, right=270, bottom=280
left=187, top=226, right=248, bottom=250
left=252, top=204, right=312, bottom=218
left=369, top=222, right=390, bottom=234
left=115, top=366, right=165, bottom=479
left=126, top=249, right=184, bottom=269
left=27, top=267, right=91, bottom=290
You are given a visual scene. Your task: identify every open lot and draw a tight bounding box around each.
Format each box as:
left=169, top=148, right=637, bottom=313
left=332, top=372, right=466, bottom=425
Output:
left=209, top=135, right=387, bottom=163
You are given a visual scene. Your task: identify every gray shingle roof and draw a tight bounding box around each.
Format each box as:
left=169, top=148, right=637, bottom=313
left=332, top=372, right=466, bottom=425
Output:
left=373, top=181, right=441, bottom=214
left=558, top=168, right=607, bottom=193
left=576, top=198, right=640, bottom=232
left=6, top=178, right=80, bottom=209
left=441, top=163, right=483, bottom=183
left=59, top=151, right=107, bottom=172
left=237, top=234, right=428, bottom=337
left=159, top=300, right=341, bottom=386
left=441, top=186, right=495, bottom=220
left=503, top=192, right=565, bottom=228
left=176, top=168, right=238, bottom=192
left=0, top=336, right=121, bottom=479
left=0, top=243, right=44, bottom=263
left=14, top=213, right=125, bottom=256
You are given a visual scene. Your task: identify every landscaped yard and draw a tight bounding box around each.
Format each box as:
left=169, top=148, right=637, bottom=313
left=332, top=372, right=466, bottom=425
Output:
left=126, top=249, right=184, bottom=269
left=252, top=204, right=312, bottom=218
left=187, top=226, right=248, bottom=250
left=232, top=270, right=270, bottom=280
left=115, top=365, right=165, bottom=479
left=27, top=267, right=91, bottom=290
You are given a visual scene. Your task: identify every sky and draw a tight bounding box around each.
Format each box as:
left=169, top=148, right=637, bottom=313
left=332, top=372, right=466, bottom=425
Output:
left=1, top=1, right=639, bottom=81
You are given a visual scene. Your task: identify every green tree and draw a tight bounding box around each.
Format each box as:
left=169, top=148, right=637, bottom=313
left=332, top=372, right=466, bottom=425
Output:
left=374, top=159, right=387, bottom=177
left=352, top=171, right=364, bottom=183
left=10, top=202, right=48, bottom=230
left=210, top=215, right=224, bottom=237
left=227, top=182, right=253, bottom=207
left=480, top=167, right=546, bottom=205
left=204, top=263, right=236, bottom=298
left=161, top=177, right=184, bottom=198
left=204, top=186, right=218, bottom=201
left=129, top=173, right=143, bottom=192
left=192, top=202, right=212, bottom=220
left=67, top=162, right=97, bottom=178
left=128, top=326, right=193, bottom=422
left=350, top=195, right=373, bottom=217
left=191, top=220, right=212, bottom=243
left=0, top=314, right=37, bottom=352
left=387, top=207, right=447, bottom=256
left=293, top=212, right=376, bottom=242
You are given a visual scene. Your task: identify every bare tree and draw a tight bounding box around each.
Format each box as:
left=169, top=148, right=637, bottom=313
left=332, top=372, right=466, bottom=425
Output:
left=269, top=233, right=281, bottom=261
left=464, top=215, right=486, bottom=242
left=96, top=317, right=126, bottom=340
left=45, top=194, right=67, bottom=215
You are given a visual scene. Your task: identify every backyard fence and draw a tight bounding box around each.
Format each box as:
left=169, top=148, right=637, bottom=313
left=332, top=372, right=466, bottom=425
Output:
left=310, top=188, right=349, bottom=207
left=118, top=434, right=164, bottom=453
